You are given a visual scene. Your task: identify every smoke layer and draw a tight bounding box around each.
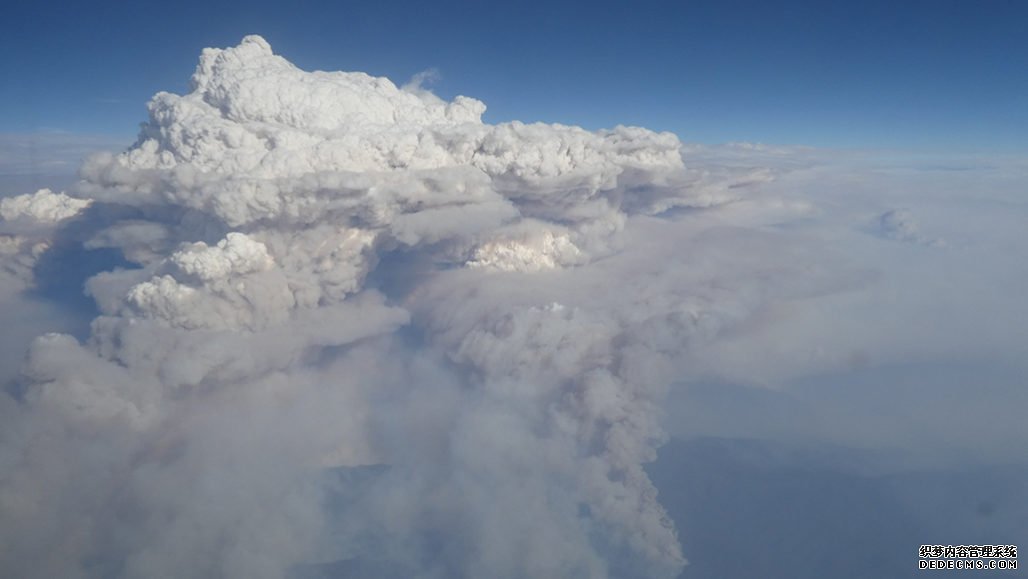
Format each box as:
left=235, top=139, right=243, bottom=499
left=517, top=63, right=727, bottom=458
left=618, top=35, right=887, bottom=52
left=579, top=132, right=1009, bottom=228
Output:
left=0, top=36, right=778, bottom=578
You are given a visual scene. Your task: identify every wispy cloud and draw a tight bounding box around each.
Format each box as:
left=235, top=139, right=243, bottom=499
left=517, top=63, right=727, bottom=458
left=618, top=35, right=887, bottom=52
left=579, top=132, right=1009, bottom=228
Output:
left=0, top=131, right=131, bottom=197
left=0, top=131, right=130, bottom=177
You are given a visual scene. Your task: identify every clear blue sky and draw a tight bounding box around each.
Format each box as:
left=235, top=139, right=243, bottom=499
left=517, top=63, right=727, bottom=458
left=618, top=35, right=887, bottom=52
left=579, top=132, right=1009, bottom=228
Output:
left=2, top=0, right=1026, bottom=152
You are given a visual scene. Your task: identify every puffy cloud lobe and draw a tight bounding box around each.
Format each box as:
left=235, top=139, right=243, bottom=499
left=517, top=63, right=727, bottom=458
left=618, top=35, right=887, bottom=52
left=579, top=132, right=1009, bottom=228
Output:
left=0, top=189, right=94, bottom=297
left=0, top=188, right=92, bottom=223
left=0, top=36, right=784, bottom=579
left=467, top=228, right=585, bottom=272
left=117, top=233, right=292, bottom=331
left=170, top=232, right=273, bottom=281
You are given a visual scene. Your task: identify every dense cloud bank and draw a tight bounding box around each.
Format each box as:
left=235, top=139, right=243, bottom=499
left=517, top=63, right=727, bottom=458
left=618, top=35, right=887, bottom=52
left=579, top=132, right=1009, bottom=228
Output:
left=3, top=36, right=1026, bottom=579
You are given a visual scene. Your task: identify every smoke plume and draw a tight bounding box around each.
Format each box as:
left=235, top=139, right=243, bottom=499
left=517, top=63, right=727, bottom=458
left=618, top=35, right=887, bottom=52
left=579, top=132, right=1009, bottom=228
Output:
left=0, top=36, right=778, bottom=578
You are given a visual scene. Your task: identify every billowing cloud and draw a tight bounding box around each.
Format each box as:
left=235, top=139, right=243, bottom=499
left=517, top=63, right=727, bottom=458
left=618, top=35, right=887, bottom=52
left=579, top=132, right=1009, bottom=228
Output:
left=0, top=36, right=784, bottom=579
left=0, top=188, right=93, bottom=223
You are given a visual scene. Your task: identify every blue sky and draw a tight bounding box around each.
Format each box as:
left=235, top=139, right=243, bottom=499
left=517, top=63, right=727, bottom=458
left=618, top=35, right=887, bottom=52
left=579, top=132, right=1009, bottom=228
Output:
left=2, top=0, right=1027, bottom=152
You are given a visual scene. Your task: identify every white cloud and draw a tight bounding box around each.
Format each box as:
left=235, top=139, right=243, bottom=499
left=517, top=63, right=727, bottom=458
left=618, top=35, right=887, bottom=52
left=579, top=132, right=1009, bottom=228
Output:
left=0, top=188, right=92, bottom=223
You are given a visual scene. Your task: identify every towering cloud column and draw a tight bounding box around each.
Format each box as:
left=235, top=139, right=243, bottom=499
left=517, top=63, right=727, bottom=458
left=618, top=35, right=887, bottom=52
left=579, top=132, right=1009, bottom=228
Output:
left=0, top=36, right=774, bottom=578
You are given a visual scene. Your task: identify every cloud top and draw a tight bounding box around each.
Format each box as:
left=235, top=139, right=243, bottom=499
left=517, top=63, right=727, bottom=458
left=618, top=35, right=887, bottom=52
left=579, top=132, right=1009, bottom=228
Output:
left=0, top=188, right=91, bottom=223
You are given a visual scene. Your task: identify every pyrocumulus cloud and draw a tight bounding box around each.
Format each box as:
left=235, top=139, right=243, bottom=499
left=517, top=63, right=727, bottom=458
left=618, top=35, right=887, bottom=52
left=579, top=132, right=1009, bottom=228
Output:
left=0, top=36, right=794, bottom=578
